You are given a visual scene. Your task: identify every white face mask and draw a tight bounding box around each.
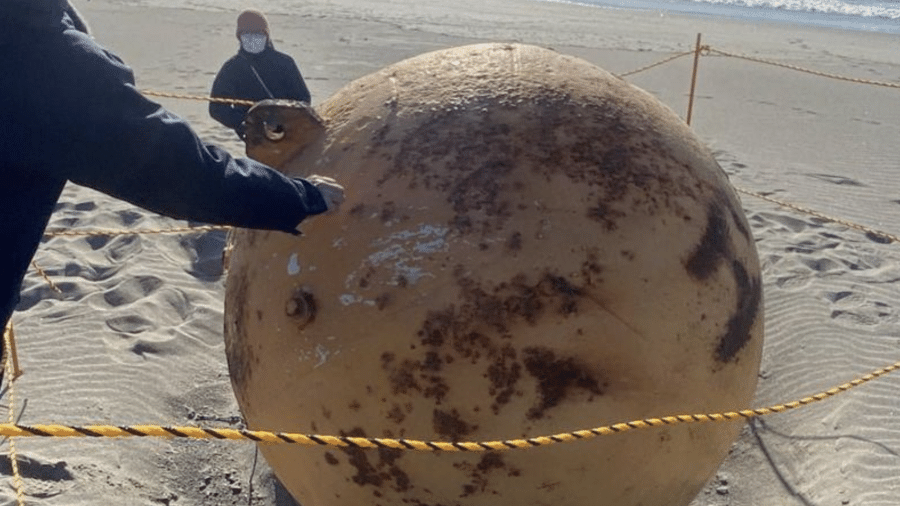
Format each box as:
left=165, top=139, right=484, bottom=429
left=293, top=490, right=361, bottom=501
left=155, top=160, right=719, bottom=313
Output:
left=240, top=33, right=267, bottom=54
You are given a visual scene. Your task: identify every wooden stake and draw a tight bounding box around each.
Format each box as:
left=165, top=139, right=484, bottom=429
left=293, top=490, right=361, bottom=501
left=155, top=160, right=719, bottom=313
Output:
left=3, top=322, right=23, bottom=381
left=686, top=33, right=702, bottom=126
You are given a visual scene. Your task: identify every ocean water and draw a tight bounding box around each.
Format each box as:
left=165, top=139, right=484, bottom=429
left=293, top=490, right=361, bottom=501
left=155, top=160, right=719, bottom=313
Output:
left=555, top=0, right=900, bottom=33
left=118, top=0, right=900, bottom=34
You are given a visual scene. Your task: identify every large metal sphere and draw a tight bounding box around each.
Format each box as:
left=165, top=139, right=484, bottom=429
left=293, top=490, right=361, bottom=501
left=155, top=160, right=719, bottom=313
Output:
left=224, top=42, right=763, bottom=506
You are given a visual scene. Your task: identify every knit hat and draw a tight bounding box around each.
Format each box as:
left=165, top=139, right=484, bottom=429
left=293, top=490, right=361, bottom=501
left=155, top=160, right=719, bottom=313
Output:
left=235, top=9, right=269, bottom=38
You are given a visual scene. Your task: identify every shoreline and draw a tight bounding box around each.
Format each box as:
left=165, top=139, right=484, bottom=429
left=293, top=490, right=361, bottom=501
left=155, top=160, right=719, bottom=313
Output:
left=550, top=0, right=900, bottom=36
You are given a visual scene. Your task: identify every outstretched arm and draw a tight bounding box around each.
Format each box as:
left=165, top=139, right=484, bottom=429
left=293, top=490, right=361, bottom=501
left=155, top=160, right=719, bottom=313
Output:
left=50, top=29, right=326, bottom=232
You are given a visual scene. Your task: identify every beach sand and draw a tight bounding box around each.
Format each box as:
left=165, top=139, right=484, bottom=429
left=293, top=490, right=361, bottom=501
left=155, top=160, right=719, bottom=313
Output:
left=3, top=0, right=900, bottom=504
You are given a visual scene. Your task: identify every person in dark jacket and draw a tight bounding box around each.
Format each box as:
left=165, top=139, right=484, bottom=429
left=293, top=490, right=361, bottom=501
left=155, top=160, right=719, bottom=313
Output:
left=0, top=0, right=344, bottom=373
left=209, top=9, right=312, bottom=139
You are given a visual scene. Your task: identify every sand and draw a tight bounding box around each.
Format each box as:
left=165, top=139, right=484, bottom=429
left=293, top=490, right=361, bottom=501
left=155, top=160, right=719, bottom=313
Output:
left=2, top=0, right=899, bottom=504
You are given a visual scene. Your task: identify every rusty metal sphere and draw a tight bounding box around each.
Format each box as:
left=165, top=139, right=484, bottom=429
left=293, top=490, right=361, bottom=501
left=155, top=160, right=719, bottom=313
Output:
left=224, top=43, right=763, bottom=506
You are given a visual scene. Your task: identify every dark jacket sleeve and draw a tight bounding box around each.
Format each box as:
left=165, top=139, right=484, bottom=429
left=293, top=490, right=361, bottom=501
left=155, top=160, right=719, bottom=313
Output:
left=50, top=29, right=326, bottom=233
left=209, top=59, right=251, bottom=132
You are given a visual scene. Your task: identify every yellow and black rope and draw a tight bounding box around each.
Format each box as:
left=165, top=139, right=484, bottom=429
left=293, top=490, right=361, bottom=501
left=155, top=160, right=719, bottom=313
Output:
left=0, top=358, right=896, bottom=450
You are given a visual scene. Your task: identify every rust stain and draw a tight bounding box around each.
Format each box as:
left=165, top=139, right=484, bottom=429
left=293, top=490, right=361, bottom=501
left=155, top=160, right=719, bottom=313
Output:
left=338, top=427, right=411, bottom=493
left=432, top=408, right=478, bottom=441
left=522, top=346, right=604, bottom=420
left=716, top=260, right=761, bottom=363
left=506, top=231, right=522, bottom=251
left=683, top=203, right=760, bottom=363
left=381, top=269, right=600, bottom=421
left=587, top=201, right=627, bottom=231
left=367, top=94, right=700, bottom=240
left=224, top=270, right=254, bottom=399
left=375, top=292, right=392, bottom=311
left=455, top=452, right=522, bottom=499
left=685, top=206, right=729, bottom=281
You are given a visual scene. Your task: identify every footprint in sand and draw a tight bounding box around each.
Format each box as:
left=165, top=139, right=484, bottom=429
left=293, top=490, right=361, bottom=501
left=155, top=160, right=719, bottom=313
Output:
left=106, top=314, right=157, bottom=334
left=826, top=288, right=896, bottom=327
left=805, top=173, right=866, bottom=186
left=790, top=106, right=817, bottom=116
left=15, top=281, right=83, bottom=312
left=788, top=38, right=811, bottom=49
left=750, top=99, right=777, bottom=107
left=115, top=209, right=144, bottom=227
left=799, top=256, right=842, bottom=273
left=851, top=117, right=882, bottom=126
left=129, top=340, right=172, bottom=358
left=712, top=149, right=748, bottom=174
left=102, top=275, right=164, bottom=307
left=60, top=261, right=119, bottom=282
left=104, top=235, right=144, bottom=262
left=825, top=290, right=855, bottom=303
left=180, top=229, right=228, bottom=280
left=830, top=304, right=893, bottom=327
left=757, top=211, right=823, bottom=234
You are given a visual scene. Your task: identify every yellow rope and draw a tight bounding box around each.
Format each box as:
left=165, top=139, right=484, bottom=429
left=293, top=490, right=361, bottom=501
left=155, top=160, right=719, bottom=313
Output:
left=0, top=358, right=895, bottom=451
left=615, top=43, right=900, bottom=90
left=3, top=323, right=25, bottom=505
left=735, top=186, right=898, bottom=243
left=39, top=189, right=898, bottom=259
left=140, top=89, right=257, bottom=107
left=136, top=44, right=898, bottom=110
left=617, top=50, right=694, bottom=78
left=30, top=260, right=62, bottom=294
left=43, top=224, right=230, bottom=239
left=707, top=48, right=900, bottom=89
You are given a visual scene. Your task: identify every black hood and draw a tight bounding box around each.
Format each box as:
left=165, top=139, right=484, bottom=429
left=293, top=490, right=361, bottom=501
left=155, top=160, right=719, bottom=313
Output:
left=0, top=0, right=89, bottom=35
